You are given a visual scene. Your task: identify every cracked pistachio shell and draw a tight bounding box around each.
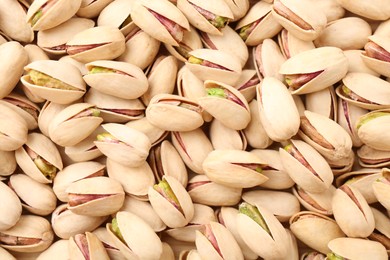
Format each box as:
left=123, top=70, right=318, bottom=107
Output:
left=0, top=215, right=54, bottom=253
left=357, top=145, right=390, bottom=168
left=280, top=47, right=348, bottom=95
left=272, top=0, right=326, bottom=41
left=187, top=175, right=242, bottom=206
left=201, top=26, right=248, bottom=67
left=337, top=98, right=367, bottom=147
left=279, top=139, right=334, bottom=193
left=94, top=123, right=151, bottom=167
left=209, top=119, right=247, bottom=150
left=199, top=80, right=250, bottom=130
left=125, top=117, right=168, bottom=147
left=0, top=103, right=28, bottom=151
left=305, top=87, right=337, bottom=121
left=336, top=73, right=390, bottom=110
left=235, top=1, right=282, bottom=46
left=9, top=174, right=56, bottom=216
left=69, top=232, right=109, bottom=260
left=237, top=203, right=290, bottom=259
left=332, top=184, right=375, bottom=237
left=171, top=129, right=213, bottom=174
left=146, top=94, right=204, bottom=132
left=202, top=149, right=269, bottom=188
left=21, top=60, right=86, bottom=104
left=298, top=110, right=353, bottom=162
left=0, top=42, right=28, bottom=99
left=361, top=35, right=390, bottom=77
left=233, top=70, right=259, bottom=103
left=0, top=150, right=16, bottom=177
left=92, top=227, right=126, bottom=260
left=97, top=0, right=135, bottom=36
left=256, top=77, right=300, bottom=141
left=107, top=211, right=163, bottom=259
left=84, top=60, right=148, bottom=99
left=0, top=0, right=33, bottom=42
left=278, top=29, right=315, bottom=59
left=177, top=0, right=233, bottom=36
left=48, top=102, right=103, bottom=147
left=335, top=169, right=381, bottom=204
left=66, top=26, right=125, bottom=63
left=337, top=0, right=390, bottom=20
left=53, top=161, right=105, bottom=202
left=131, top=0, right=189, bottom=46
left=372, top=168, right=390, bottom=211
left=36, top=240, right=69, bottom=260
left=149, top=176, right=194, bottom=228
left=0, top=181, right=22, bottom=231
left=327, top=237, right=388, bottom=260
left=120, top=195, right=166, bottom=232
left=84, top=88, right=145, bottom=123
left=26, top=0, right=81, bottom=31
left=290, top=211, right=345, bottom=254
left=77, top=0, right=114, bottom=18
left=66, top=176, right=125, bottom=216
left=343, top=50, right=379, bottom=76
left=195, top=221, right=244, bottom=260
left=15, top=132, right=63, bottom=184
left=292, top=185, right=336, bottom=215
left=51, top=204, right=107, bottom=239
left=223, top=0, right=249, bottom=21
left=37, top=17, right=95, bottom=55
left=185, top=48, right=242, bottom=86
left=242, top=190, right=300, bottom=222
left=166, top=204, right=216, bottom=242
left=107, top=159, right=154, bottom=199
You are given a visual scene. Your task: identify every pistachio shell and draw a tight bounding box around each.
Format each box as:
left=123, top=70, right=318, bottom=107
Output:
left=92, top=227, right=125, bottom=260
left=222, top=0, right=249, bottom=21
left=233, top=70, right=259, bottom=103
left=361, top=35, right=390, bottom=77
left=0, top=150, right=16, bottom=177
left=292, top=185, right=336, bottom=215
left=58, top=55, right=89, bottom=76
left=0, top=0, right=33, bottom=42
left=369, top=207, right=390, bottom=251
left=305, top=87, right=337, bottom=121
left=125, top=117, right=167, bottom=147
left=308, top=0, right=344, bottom=22
left=77, top=0, right=114, bottom=18
left=357, top=145, right=390, bottom=168
left=372, top=168, right=390, bottom=211
left=36, top=240, right=69, bottom=260
left=96, top=0, right=135, bottom=35
left=278, top=28, right=316, bottom=59
left=69, top=232, right=109, bottom=260
left=343, top=50, right=380, bottom=76
left=328, top=237, right=388, bottom=260
left=336, top=0, right=390, bottom=20
left=209, top=119, right=247, bottom=150
left=0, top=103, right=28, bottom=151
left=0, top=181, right=22, bottom=231
left=0, top=247, right=16, bottom=260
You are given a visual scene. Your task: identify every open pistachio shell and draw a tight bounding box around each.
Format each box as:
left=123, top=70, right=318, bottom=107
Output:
left=327, top=237, right=388, bottom=260
left=177, top=0, right=233, bottom=36
left=69, top=232, right=109, bottom=260
left=92, top=227, right=125, bottom=260
left=187, top=175, right=242, bottom=206
left=292, top=185, right=336, bottom=215
left=0, top=103, right=28, bottom=151
left=357, top=145, right=390, bottom=168
left=361, top=35, right=390, bottom=78
left=257, top=77, right=300, bottom=141
left=233, top=70, right=259, bottom=103
left=279, top=139, right=334, bottom=193
left=372, top=168, right=390, bottom=211
left=0, top=181, right=22, bottom=231
left=107, top=211, right=163, bottom=259
left=26, top=0, right=82, bottom=31
left=149, top=176, right=194, bottom=228
left=209, top=119, right=247, bottom=151
left=84, top=60, right=148, bottom=99
left=96, top=0, right=135, bottom=35
left=202, top=149, right=269, bottom=188
left=36, top=240, right=69, bottom=260
left=0, top=215, right=54, bottom=253
left=280, top=47, right=348, bottom=95
left=0, top=150, right=16, bottom=177
left=77, top=0, right=114, bottom=18
left=48, top=102, right=103, bottom=147
left=66, top=26, right=126, bottom=63
left=305, top=87, right=337, bottom=121
left=278, top=28, right=315, bottom=59
left=94, top=123, right=151, bottom=167
left=125, top=117, right=168, bottom=147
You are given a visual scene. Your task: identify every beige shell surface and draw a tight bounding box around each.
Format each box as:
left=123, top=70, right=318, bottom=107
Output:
left=223, top=0, right=249, bottom=21
left=77, top=0, right=114, bottom=18
left=92, top=227, right=126, bottom=260
left=97, top=0, right=135, bottom=35
left=372, top=169, right=390, bottom=211
left=343, top=50, right=379, bottom=76
left=361, top=35, right=390, bottom=77
left=357, top=145, right=390, bottom=168
left=36, top=240, right=69, bottom=260
left=125, top=117, right=167, bottom=147
left=336, top=0, right=390, bottom=20
left=370, top=207, right=390, bottom=241
left=0, top=181, right=22, bottom=231
left=233, top=70, right=258, bottom=103
left=278, top=29, right=316, bottom=59
left=209, top=119, right=247, bottom=151
left=0, top=103, right=28, bottom=151
left=0, top=150, right=16, bottom=177
left=292, top=185, right=336, bottom=215
left=69, top=232, right=109, bottom=260
left=305, top=87, right=337, bottom=121
left=328, top=237, right=388, bottom=260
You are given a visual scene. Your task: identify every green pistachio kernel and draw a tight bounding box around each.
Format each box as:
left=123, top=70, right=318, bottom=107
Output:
left=341, top=85, right=351, bottom=95
left=31, top=10, right=43, bottom=26
left=34, top=157, right=57, bottom=180
left=89, top=67, right=115, bottom=74
left=284, top=144, right=293, bottom=152
left=356, top=112, right=389, bottom=130
left=154, top=179, right=180, bottom=206
left=28, top=70, right=78, bottom=90
left=239, top=202, right=271, bottom=235
left=206, top=88, right=226, bottom=98
left=96, top=133, right=118, bottom=142
left=255, top=166, right=263, bottom=173
left=326, top=252, right=345, bottom=260
left=239, top=24, right=251, bottom=41
left=111, top=218, right=125, bottom=242
left=90, top=108, right=100, bottom=117
left=188, top=56, right=203, bottom=65
left=210, top=16, right=228, bottom=28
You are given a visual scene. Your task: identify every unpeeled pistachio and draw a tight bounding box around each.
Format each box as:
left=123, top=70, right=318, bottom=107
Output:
left=233, top=70, right=259, bottom=102
left=222, top=0, right=249, bottom=21
left=0, top=181, right=22, bottom=231
left=0, top=103, right=28, bottom=151
left=36, top=240, right=69, bottom=260
left=96, top=0, right=134, bottom=36
left=278, top=28, right=316, bottom=59
left=357, top=145, right=390, bottom=168
left=0, top=150, right=16, bottom=177
left=305, top=87, right=337, bottom=121
left=68, top=232, right=109, bottom=260
left=125, top=117, right=168, bottom=147
left=37, top=101, right=69, bottom=137
left=292, top=185, right=336, bottom=215
left=361, top=35, right=390, bottom=77
left=336, top=0, right=390, bottom=20
left=209, top=119, right=247, bottom=151
left=372, top=168, right=390, bottom=211
left=92, top=227, right=125, bottom=260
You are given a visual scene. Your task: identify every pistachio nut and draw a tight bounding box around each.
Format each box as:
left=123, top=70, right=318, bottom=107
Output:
left=125, top=117, right=168, bottom=147
left=198, top=80, right=250, bottom=130
left=279, top=139, right=334, bottom=193
left=301, top=251, right=326, bottom=260
left=0, top=0, right=33, bottom=42
left=209, top=119, right=247, bottom=151
left=0, top=103, right=28, bottom=151
left=272, top=0, right=327, bottom=41
left=0, top=215, right=54, bottom=253
left=242, top=190, right=300, bottom=222
left=84, top=60, right=148, bottom=99
left=233, top=70, right=259, bottom=102
left=171, top=129, right=214, bottom=174
left=15, top=132, right=63, bottom=184
left=9, top=174, right=56, bottom=216
left=235, top=1, right=282, bottom=46
left=195, top=221, right=244, bottom=260
left=222, top=0, right=249, bottom=21
left=280, top=47, right=348, bottom=95
left=185, top=48, right=242, bottom=86
left=107, top=211, right=163, bottom=259
left=66, top=176, right=125, bottom=216
left=92, top=227, right=125, bottom=260
left=36, top=240, right=69, bottom=260
left=332, top=184, right=375, bottom=237
left=68, top=232, right=109, bottom=260
left=289, top=211, right=345, bottom=254
left=202, top=149, right=269, bottom=188
left=131, top=0, right=190, bottom=46
left=361, top=35, right=390, bottom=77
left=256, top=77, right=300, bottom=142
left=343, top=50, right=380, bottom=76
left=0, top=150, right=16, bottom=177
left=66, top=26, right=126, bottom=63
left=292, top=185, right=336, bottom=215
left=21, top=60, right=86, bottom=104
left=237, top=202, right=289, bottom=259
left=0, top=181, right=22, bottom=231
left=149, top=176, right=194, bottom=228
left=372, top=168, right=390, bottom=211
left=357, top=145, right=390, bottom=168
left=187, top=174, right=242, bottom=207
left=327, top=237, right=388, bottom=260
left=369, top=207, right=390, bottom=253
left=26, top=0, right=82, bottom=31
left=336, top=0, right=390, bottom=20
left=278, top=28, right=316, bottom=59
left=94, top=123, right=151, bottom=167
left=149, top=140, right=188, bottom=187
left=305, top=87, right=337, bottom=121
left=51, top=204, right=107, bottom=239
left=77, top=0, right=114, bottom=18
left=177, top=0, right=233, bottom=35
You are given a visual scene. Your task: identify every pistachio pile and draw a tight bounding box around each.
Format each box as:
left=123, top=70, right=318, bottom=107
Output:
left=1, top=0, right=390, bottom=259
